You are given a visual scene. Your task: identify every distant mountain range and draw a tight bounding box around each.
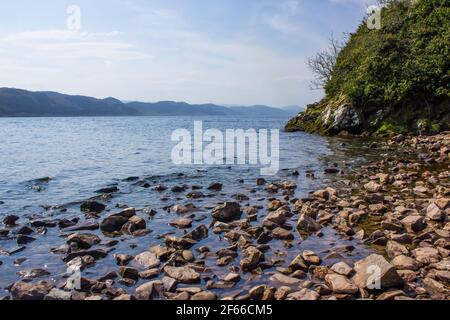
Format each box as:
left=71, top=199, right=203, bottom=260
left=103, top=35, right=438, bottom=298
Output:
left=0, top=88, right=301, bottom=118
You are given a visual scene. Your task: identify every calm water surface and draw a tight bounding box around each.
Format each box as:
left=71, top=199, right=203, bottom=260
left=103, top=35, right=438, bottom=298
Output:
left=0, top=116, right=375, bottom=296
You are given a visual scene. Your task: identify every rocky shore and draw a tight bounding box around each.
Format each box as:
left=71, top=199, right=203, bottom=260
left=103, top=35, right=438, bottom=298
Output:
left=0, top=133, right=448, bottom=300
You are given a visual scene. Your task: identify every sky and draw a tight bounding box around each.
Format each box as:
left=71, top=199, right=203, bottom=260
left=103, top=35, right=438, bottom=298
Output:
left=0, top=0, right=377, bottom=107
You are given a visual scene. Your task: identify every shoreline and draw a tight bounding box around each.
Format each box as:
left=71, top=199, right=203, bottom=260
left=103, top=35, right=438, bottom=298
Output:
left=0, top=132, right=448, bottom=300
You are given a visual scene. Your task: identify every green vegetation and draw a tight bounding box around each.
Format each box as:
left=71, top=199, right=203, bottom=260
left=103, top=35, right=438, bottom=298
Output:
left=286, top=0, right=450, bottom=135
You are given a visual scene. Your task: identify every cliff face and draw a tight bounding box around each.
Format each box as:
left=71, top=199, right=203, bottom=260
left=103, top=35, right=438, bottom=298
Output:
left=286, top=0, right=450, bottom=135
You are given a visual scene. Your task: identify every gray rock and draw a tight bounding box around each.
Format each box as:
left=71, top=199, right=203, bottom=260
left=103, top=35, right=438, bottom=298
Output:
left=134, top=251, right=160, bottom=269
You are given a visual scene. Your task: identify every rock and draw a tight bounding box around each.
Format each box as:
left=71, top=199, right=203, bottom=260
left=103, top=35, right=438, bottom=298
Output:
left=139, top=269, right=160, bottom=280
left=162, top=276, right=178, bottom=292
left=164, top=266, right=200, bottom=284
left=119, top=267, right=140, bottom=281
left=184, top=225, right=208, bottom=241
left=63, top=249, right=108, bottom=263
left=257, top=178, right=266, bottom=186
left=427, top=203, right=445, bottom=221
left=165, top=235, right=197, bottom=250
left=423, top=277, right=450, bottom=295
left=376, top=289, right=407, bottom=300
left=274, top=286, right=294, bottom=300
left=45, top=288, right=71, bottom=300
left=134, top=252, right=160, bottom=269
left=376, top=173, right=390, bottom=184
left=80, top=201, right=106, bottom=213
left=325, top=274, right=358, bottom=294
left=287, top=289, right=319, bottom=300
left=17, top=268, right=51, bottom=279
left=62, top=219, right=99, bottom=231
left=386, top=241, right=409, bottom=259
left=16, top=226, right=34, bottom=236
left=313, top=189, right=330, bottom=200
left=135, top=281, right=158, bottom=300
left=114, top=254, right=134, bottom=266
left=288, top=254, right=308, bottom=271
left=325, top=168, right=340, bottom=174
left=10, top=281, right=53, bottom=300
left=171, top=185, right=185, bottom=193
left=17, top=235, right=36, bottom=245
left=268, top=200, right=283, bottom=211
left=297, top=214, right=321, bottom=233
left=169, top=218, right=192, bottom=229
left=223, top=273, right=241, bottom=283
left=172, top=204, right=197, bottom=214
left=331, top=262, right=353, bottom=276
left=182, top=250, right=195, bottom=262
left=302, top=250, right=321, bottom=265
left=270, top=274, right=302, bottom=286
left=100, top=215, right=129, bottom=233
left=391, top=255, right=419, bottom=271
left=364, top=181, right=382, bottom=193
left=413, top=186, right=429, bottom=194
left=272, top=227, right=294, bottom=240
left=67, top=233, right=101, bottom=249
left=352, top=254, right=403, bottom=289
left=121, top=215, right=146, bottom=234
left=412, top=247, right=441, bottom=265
left=240, top=246, right=264, bottom=271
left=96, top=186, right=119, bottom=194
left=436, top=198, right=450, bottom=210
left=191, top=291, right=217, bottom=300
left=186, top=191, right=204, bottom=199
left=249, top=285, right=266, bottom=300
left=150, top=245, right=173, bottom=260
left=113, top=294, right=135, bottom=301
left=3, top=215, right=19, bottom=226
left=207, top=183, right=223, bottom=191
left=401, top=215, right=426, bottom=233
left=211, top=202, right=241, bottom=222
left=264, top=210, right=287, bottom=226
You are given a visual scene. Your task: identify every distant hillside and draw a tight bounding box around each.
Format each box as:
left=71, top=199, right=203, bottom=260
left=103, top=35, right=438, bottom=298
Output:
left=0, top=88, right=292, bottom=118
left=286, top=0, right=449, bottom=135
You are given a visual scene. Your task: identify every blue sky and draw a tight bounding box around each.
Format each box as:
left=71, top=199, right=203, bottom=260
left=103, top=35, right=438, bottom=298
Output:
left=0, top=0, right=376, bottom=106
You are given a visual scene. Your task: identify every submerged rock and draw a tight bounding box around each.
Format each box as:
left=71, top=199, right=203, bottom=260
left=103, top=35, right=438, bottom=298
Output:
left=80, top=201, right=106, bottom=213
left=3, top=215, right=19, bottom=226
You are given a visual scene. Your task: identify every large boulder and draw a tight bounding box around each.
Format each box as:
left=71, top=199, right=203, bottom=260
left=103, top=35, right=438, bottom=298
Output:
left=352, top=254, right=403, bottom=290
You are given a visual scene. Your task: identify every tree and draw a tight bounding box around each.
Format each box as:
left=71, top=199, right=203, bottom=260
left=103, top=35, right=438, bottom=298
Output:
left=307, top=36, right=343, bottom=90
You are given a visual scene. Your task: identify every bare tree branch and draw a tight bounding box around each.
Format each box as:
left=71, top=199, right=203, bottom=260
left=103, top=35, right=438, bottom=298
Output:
left=307, top=35, right=343, bottom=90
